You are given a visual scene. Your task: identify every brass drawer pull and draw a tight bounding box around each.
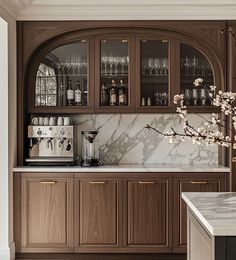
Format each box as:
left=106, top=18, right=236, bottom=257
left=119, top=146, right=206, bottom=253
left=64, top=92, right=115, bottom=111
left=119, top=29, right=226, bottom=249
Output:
left=138, top=181, right=155, bottom=184
left=190, top=181, right=208, bottom=184
left=89, top=181, right=107, bottom=184
left=40, top=181, right=57, bottom=184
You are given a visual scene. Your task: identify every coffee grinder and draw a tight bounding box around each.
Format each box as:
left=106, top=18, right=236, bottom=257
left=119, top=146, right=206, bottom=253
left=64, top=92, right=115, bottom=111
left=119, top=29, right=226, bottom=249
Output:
left=81, top=130, right=100, bottom=166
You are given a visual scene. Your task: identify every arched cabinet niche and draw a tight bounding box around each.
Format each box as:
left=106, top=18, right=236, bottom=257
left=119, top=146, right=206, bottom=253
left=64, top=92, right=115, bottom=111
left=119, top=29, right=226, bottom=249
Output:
left=25, top=27, right=224, bottom=114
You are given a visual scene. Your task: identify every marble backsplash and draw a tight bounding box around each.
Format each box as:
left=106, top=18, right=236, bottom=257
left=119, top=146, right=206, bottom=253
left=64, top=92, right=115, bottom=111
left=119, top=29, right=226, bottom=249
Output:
left=72, top=114, right=218, bottom=165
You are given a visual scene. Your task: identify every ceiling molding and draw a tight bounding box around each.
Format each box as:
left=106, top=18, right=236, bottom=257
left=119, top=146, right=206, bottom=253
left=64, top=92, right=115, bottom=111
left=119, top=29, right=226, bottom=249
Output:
left=17, top=4, right=236, bottom=20
left=2, top=0, right=236, bottom=20
left=0, top=0, right=33, bottom=18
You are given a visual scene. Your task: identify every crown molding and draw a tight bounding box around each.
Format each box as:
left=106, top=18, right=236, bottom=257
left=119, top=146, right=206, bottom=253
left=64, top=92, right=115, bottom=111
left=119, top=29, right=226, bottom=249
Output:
left=0, top=0, right=33, bottom=19
left=17, top=3, right=236, bottom=20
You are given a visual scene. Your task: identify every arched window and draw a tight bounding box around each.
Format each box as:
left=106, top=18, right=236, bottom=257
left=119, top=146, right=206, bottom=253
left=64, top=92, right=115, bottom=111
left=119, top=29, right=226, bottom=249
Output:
left=35, top=63, right=57, bottom=106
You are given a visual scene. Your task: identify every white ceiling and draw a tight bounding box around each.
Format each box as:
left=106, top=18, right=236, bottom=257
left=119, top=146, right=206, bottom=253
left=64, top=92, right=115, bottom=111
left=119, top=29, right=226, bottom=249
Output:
left=2, top=0, right=236, bottom=20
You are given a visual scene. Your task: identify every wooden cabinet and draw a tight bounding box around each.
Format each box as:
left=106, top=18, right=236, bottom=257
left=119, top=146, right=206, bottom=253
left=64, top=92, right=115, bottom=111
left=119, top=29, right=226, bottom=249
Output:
left=14, top=171, right=228, bottom=253
left=20, top=174, right=73, bottom=252
left=124, top=177, right=172, bottom=253
left=173, top=173, right=227, bottom=253
left=74, top=178, right=122, bottom=252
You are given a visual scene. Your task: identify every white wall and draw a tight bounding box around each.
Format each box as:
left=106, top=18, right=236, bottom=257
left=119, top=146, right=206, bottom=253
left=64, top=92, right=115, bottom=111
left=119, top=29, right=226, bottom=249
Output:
left=0, top=5, right=17, bottom=260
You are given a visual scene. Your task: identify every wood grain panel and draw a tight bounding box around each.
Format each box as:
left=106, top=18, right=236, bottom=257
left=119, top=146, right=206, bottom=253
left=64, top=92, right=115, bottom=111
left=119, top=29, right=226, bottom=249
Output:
left=21, top=177, right=73, bottom=252
left=127, top=179, right=169, bottom=246
left=79, top=179, right=119, bottom=246
left=173, top=173, right=226, bottom=253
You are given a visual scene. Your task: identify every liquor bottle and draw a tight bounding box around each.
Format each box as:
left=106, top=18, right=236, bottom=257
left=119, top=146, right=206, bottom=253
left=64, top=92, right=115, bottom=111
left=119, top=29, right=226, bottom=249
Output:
left=67, top=80, right=74, bottom=106
left=119, top=80, right=126, bottom=106
left=110, top=80, right=117, bottom=106
left=75, top=81, right=82, bottom=105
left=101, top=83, right=109, bottom=106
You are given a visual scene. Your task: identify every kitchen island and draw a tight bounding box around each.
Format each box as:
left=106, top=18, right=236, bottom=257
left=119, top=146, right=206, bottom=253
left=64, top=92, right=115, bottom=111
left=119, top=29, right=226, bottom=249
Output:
left=182, top=192, right=236, bottom=260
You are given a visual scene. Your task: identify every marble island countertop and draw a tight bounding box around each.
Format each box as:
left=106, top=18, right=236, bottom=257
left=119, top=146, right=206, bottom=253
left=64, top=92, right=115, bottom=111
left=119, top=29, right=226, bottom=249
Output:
left=13, top=164, right=230, bottom=173
left=182, top=192, right=236, bottom=236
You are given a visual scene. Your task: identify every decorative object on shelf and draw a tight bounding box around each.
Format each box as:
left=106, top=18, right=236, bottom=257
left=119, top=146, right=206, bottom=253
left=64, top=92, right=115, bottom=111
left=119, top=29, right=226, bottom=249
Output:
left=146, top=78, right=236, bottom=149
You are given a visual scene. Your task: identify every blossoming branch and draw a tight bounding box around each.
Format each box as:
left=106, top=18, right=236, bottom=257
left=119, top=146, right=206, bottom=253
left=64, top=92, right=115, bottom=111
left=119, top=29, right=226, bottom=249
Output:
left=146, top=78, right=236, bottom=148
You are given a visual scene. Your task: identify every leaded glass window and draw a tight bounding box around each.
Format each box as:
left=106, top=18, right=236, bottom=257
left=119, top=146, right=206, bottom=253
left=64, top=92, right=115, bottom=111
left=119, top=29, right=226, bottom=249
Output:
left=35, top=63, right=57, bottom=106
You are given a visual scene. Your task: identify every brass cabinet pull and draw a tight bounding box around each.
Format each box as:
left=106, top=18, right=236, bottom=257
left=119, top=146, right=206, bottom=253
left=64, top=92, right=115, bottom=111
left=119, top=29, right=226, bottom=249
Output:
left=138, top=181, right=155, bottom=184
left=89, top=181, right=107, bottom=184
left=190, top=181, right=208, bottom=184
left=40, top=181, right=57, bottom=184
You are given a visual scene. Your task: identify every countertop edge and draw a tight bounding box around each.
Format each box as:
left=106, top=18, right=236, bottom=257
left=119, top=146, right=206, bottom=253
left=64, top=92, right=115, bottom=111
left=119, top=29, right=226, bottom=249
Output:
left=12, top=165, right=231, bottom=173
left=182, top=192, right=215, bottom=236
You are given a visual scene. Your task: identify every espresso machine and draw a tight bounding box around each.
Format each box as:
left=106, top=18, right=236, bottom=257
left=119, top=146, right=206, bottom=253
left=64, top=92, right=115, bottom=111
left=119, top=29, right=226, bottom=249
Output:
left=26, top=125, right=76, bottom=165
left=81, top=131, right=100, bottom=167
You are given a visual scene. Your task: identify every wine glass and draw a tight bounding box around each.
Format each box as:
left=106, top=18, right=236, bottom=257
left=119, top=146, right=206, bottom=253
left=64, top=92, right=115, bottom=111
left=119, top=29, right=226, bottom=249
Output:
left=148, top=58, right=154, bottom=75
left=162, top=58, right=168, bottom=75
left=192, top=89, right=199, bottom=106
left=102, top=56, right=109, bottom=75
left=108, top=56, right=114, bottom=75
left=114, top=57, right=120, bottom=75
left=200, top=88, right=207, bottom=105
left=184, top=88, right=192, bottom=105
left=120, top=56, right=127, bottom=75
left=154, top=58, right=161, bottom=75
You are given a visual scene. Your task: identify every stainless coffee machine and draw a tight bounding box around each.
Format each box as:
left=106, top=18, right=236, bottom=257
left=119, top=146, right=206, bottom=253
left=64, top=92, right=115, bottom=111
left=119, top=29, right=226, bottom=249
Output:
left=26, top=125, right=76, bottom=165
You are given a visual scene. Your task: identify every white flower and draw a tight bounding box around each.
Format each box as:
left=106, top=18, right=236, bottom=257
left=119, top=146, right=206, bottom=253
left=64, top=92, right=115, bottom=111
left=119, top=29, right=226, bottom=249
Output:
left=209, top=85, right=216, bottom=91
left=193, top=78, right=203, bottom=87
left=174, top=94, right=184, bottom=104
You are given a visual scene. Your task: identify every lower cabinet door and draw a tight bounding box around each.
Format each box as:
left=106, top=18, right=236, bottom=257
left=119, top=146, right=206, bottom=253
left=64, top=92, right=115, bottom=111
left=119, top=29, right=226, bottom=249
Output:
left=125, top=178, right=172, bottom=252
left=21, top=177, right=73, bottom=252
left=173, top=174, right=226, bottom=253
left=74, top=178, right=121, bottom=251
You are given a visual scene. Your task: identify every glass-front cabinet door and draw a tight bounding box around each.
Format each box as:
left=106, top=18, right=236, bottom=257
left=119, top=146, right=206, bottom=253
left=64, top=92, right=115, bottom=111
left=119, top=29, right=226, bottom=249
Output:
left=33, top=39, right=93, bottom=111
left=138, top=39, right=170, bottom=108
left=95, top=36, right=133, bottom=110
left=180, top=43, right=214, bottom=107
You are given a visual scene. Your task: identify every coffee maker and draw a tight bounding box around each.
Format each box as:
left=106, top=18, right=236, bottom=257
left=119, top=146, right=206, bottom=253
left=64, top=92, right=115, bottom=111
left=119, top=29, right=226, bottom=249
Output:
left=26, top=125, right=76, bottom=165
left=81, top=131, right=100, bottom=167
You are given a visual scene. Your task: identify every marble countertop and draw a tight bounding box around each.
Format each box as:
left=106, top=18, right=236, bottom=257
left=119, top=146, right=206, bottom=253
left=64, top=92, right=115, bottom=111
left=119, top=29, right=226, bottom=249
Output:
left=182, top=192, right=236, bottom=236
left=13, top=164, right=230, bottom=173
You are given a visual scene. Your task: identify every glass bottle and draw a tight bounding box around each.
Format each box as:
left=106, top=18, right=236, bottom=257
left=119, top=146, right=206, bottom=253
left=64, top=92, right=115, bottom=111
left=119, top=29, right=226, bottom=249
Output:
left=101, top=83, right=109, bottom=106
left=75, top=81, right=82, bottom=105
left=110, top=80, right=117, bottom=106
left=119, top=80, right=126, bottom=106
left=67, top=80, right=74, bottom=106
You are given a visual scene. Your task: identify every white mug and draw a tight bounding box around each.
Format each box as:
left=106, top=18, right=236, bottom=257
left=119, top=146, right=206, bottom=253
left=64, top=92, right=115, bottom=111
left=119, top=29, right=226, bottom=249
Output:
left=38, top=117, right=43, bottom=126
left=64, top=117, right=71, bottom=126
left=43, top=117, right=49, bottom=126
left=49, top=117, right=57, bottom=126
left=57, top=117, right=63, bottom=126
left=32, top=117, right=38, bottom=125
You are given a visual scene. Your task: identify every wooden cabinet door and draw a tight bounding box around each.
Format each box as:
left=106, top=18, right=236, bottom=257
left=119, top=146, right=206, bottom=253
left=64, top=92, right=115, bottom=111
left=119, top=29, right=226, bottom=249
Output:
left=74, top=178, right=121, bottom=251
left=21, top=176, right=73, bottom=252
left=173, top=173, right=226, bottom=253
left=125, top=178, right=172, bottom=252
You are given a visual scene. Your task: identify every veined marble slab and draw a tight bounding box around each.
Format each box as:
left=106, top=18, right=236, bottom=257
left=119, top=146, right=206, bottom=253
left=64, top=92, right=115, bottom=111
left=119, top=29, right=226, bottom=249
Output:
left=72, top=114, right=218, bottom=165
left=182, top=192, right=236, bottom=236
left=13, top=164, right=230, bottom=173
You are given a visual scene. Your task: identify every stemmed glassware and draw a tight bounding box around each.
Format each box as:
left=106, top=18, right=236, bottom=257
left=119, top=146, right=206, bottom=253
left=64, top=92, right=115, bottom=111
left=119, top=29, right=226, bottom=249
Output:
left=192, top=89, right=199, bottom=106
